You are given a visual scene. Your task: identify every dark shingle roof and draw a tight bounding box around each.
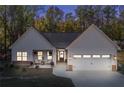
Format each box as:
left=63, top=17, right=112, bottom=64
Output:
left=41, top=32, right=81, bottom=48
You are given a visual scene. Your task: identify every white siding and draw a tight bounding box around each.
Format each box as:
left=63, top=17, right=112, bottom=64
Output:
left=11, top=27, right=56, bottom=63
left=67, top=25, right=117, bottom=54
left=67, top=25, right=118, bottom=71
left=68, top=58, right=117, bottom=71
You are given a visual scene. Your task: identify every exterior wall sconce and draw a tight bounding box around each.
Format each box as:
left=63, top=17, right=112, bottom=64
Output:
left=113, top=56, right=117, bottom=60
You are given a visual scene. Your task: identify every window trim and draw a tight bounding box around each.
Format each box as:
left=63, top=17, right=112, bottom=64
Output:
left=17, top=51, right=27, bottom=61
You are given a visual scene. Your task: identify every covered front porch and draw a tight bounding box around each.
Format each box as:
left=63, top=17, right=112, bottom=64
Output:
left=30, top=50, right=55, bottom=68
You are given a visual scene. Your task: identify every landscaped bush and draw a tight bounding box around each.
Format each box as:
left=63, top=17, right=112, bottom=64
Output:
left=118, top=63, right=124, bottom=74
left=10, top=64, right=14, bottom=68
left=0, top=63, right=22, bottom=76
left=121, top=65, right=124, bottom=71
left=35, top=65, right=39, bottom=69
left=117, top=51, right=124, bottom=73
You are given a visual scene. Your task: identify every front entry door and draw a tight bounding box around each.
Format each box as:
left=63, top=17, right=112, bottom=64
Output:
left=59, top=51, right=64, bottom=62
left=57, top=49, right=67, bottom=62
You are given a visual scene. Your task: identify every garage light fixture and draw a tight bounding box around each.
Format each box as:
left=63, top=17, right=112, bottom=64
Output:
left=113, top=56, right=117, bottom=60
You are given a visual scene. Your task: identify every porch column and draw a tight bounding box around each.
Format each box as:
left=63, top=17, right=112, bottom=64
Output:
left=53, top=49, right=56, bottom=65
left=43, top=51, right=47, bottom=61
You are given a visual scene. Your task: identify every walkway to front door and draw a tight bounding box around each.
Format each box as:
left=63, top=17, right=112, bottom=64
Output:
left=53, top=63, right=67, bottom=77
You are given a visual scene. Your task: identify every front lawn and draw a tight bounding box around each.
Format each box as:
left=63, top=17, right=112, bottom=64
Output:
left=0, top=64, right=74, bottom=87
left=0, top=75, right=74, bottom=87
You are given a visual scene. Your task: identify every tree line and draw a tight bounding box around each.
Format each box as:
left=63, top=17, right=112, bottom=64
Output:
left=0, top=5, right=124, bottom=52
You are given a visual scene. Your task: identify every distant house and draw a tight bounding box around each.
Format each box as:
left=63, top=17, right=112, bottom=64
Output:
left=10, top=24, right=120, bottom=71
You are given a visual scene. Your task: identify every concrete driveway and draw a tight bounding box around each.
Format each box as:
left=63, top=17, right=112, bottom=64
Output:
left=53, top=64, right=124, bottom=87
left=66, top=71, right=124, bottom=87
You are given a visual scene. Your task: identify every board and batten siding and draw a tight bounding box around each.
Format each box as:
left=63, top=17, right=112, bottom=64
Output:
left=10, top=27, right=56, bottom=63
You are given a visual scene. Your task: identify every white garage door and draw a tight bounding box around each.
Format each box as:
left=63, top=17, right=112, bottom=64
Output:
left=71, top=55, right=112, bottom=71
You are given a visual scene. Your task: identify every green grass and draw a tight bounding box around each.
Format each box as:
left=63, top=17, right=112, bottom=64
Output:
left=0, top=75, right=74, bottom=87
left=0, top=65, right=74, bottom=87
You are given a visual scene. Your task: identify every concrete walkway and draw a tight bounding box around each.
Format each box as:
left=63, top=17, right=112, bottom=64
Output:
left=53, top=63, right=124, bottom=87
left=53, top=63, right=68, bottom=77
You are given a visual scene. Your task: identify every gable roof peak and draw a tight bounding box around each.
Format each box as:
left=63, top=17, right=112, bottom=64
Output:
left=83, top=24, right=99, bottom=33
left=67, top=24, right=120, bottom=50
left=88, top=24, right=98, bottom=30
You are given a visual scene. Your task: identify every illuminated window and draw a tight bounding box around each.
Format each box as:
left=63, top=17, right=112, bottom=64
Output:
left=83, top=55, right=91, bottom=58
left=17, top=52, right=21, bottom=61
left=93, top=55, right=100, bottom=58
left=73, top=55, right=81, bottom=58
left=17, top=52, right=27, bottom=61
left=47, top=51, right=52, bottom=60
left=37, top=51, right=43, bottom=60
left=102, top=55, right=110, bottom=58
left=22, top=52, right=27, bottom=61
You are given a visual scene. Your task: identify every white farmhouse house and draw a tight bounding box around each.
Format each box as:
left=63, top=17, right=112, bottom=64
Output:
left=10, top=24, right=120, bottom=71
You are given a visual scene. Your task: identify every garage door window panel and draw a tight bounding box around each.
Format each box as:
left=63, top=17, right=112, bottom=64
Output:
left=93, top=55, right=100, bottom=58
left=102, top=55, right=111, bottom=58
left=73, top=55, right=82, bottom=58
left=83, top=55, right=91, bottom=58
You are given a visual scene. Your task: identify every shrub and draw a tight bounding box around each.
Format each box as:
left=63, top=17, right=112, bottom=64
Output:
left=121, top=65, right=124, bottom=71
left=10, top=64, right=14, bottom=68
left=118, top=63, right=124, bottom=72
left=35, top=65, right=39, bottom=69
